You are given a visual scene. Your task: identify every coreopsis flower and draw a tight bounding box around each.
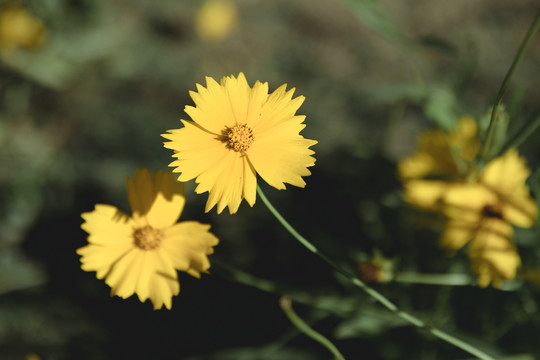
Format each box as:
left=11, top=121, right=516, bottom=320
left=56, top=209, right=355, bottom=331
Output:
left=399, top=116, right=479, bottom=180
left=195, top=0, right=238, bottom=42
left=162, top=73, right=317, bottom=214
left=77, top=169, right=219, bottom=310
left=399, top=117, right=480, bottom=211
left=440, top=149, right=537, bottom=287
left=0, top=5, right=46, bottom=55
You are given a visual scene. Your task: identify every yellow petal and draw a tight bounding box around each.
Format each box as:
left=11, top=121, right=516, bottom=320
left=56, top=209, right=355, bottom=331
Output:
left=164, top=120, right=230, bottom=182
left=145, top=170, right=185, bottom=229
left=252, top=84, right=305, bottom=133
left=479, top=149, right=537, bottom=228
left=442, top=184, right=497, bottom=220
left=80, top=204, right=133, bottom=245
left=126, top=169, right=185, bottom=228
left=468, top=218, right=519, bottom=288
left=77, top=243, right=134, bottom=280
left=162, top=221, right=219, bottom=277
left=503, top=197, right=537, bottom=228
left=403, top=180, right=451, bottom=210
left=185, top=76, right=236, bottom=133
left=248, top=136, right=316, bottom=190
left=452, top=116, right=479, bottom=161
left=398, top=152, right=436, bottom=179
left=439, top=219, right=475, bottom=253
left=105, top=248, right=180, bottom=310
left=203, top=151, right=246, bottom=213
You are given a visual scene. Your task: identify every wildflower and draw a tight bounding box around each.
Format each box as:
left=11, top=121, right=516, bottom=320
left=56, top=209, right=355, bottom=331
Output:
left=162, top=73, right=317, bottom=214
left=399, top=117, right=479, bottom=211
left=77, top=169, right=219, bottom=310
left=0, top=5, right=46, bottom=55
left=195, top=0, right=238, bottom=42
left=399, top=116, right=479, bottom=180
left=440, top=149, right=536, bottom=287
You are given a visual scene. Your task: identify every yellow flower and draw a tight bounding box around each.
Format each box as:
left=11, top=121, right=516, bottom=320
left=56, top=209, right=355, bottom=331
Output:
left=195, top=0, right=238, bottom=42
left=162, top=73, right=317, bottom=214
left=399, top=116, right=479, bottom=179
left=0, top=5, right=46, bottom=55
left=399, top=117, right=479, bottom=211
left=77, top=169, right=219, bottom=310
left=440, top=149, right=536, bottom=287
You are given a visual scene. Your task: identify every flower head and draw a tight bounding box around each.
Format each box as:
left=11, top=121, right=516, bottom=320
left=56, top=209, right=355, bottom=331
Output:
left=399, top=116, right=479, bottom=180
left=162, top=73, right=317, bottom=214
left=195, top=0, right=238, bottom=42
left=0, top=5, right=46, bottom=55
left=77, top=169, right=219, bottom=310
left=440, top=149, right=536, bottom=287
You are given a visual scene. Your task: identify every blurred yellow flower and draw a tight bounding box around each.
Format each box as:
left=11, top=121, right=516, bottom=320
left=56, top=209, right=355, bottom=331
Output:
left=162, top=73, right=317, bottom=214
left=440, top=149, right=536, bottom=287
left=399, top=116, right=479, bottom=179
left=195, top=0, right=238, bottom=42
left=0, top=5, right=46, bottom=55
left=77, top=169, right=219, bottom=310
left=400, top=117, right=479, bottom=211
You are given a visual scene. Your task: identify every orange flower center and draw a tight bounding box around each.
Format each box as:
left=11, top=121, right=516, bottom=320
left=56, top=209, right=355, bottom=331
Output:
left=224, top=124, right=254, bottom=152
left=133, top=225, right=163, bottom=250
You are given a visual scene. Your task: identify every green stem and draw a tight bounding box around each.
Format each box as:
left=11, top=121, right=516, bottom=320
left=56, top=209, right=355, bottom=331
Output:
left=394, top=272, right=472, bottom=286
left=480, top=10, right=540, bottom=161
left=497, top=111, right=540, bottom=157
left=257, top=185, right=495, bottom=360
left=279, top=295, right=346, bottom=360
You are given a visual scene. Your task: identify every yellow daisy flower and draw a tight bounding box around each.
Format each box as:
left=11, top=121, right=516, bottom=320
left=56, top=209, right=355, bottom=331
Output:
left=0, top=5, right=46, bottom=55
left=77, top=169, right=219, bottom=310
left=440, top=149, right=537, bottom=287
left=195, top=0, right=238, bottom=43
left=162, top=73, right=317, bottom=214
left=398, top=116, right=479, bottom=179
left=399, top=117, right=479, bottom=211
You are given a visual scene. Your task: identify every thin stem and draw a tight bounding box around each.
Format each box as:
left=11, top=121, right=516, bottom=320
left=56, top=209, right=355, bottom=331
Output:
left=257, top=185, right=495, bottom=360
left=480, top=10, right=540, bottom=161
left=279, top=296, right=346, bottom=360
left=394, top=272, right=472, bottom=286
left=497, top=110, right=540, bottom=157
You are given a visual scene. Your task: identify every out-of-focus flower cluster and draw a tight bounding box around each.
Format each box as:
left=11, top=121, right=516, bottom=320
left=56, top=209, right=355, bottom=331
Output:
left=0, top=4, right=46, bottom=55
left=399, top=117, right=537, bottom=287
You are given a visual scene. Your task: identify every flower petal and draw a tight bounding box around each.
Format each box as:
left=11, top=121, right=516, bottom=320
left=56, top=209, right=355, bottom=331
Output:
left=126, top=169, right=185, bottom=228
left=105, top=248, right=180, bottom=310
left=468, top=218, right=519, bottom=288
left=248, top=136, right=316, bottom=190
left=403, top=179, right=452, bottom=210
left=163, top=120, right=230, bottom=182
left=442, top=184, right=498, bottom=220
left=479, top=149, right=537, bottom=227
left=439, top=219, right=476, bottom=253
left=162, top=221, right=219, bottom=277
left=202, top=151, right=246, bottom=213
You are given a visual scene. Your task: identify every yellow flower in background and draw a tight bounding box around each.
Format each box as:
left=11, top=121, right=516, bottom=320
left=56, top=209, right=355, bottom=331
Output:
left=399, top=116, right=479, bottom=179
left=0, top=5, right=46, bottom=55
left=77, top=169, right=219, bottom=310
left=440, top=149, right=536, bottom=287
left=162, top=73, right=317, bottom=214
left=195, top=0, right=238, bottom=42
left=399, top=117, right=479, bottom=211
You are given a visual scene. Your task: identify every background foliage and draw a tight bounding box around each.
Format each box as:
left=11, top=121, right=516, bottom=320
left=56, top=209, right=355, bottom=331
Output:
left=1, top=0, right=540, bottom=359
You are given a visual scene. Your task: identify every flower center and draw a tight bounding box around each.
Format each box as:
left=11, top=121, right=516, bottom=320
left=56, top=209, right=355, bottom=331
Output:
left=224, top=124, right=254, bottom=152
left=482, top=204, right=503, bottom=219
left=133, top=225, right=163, bottom=250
